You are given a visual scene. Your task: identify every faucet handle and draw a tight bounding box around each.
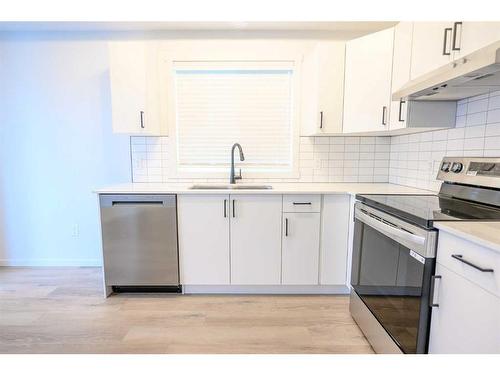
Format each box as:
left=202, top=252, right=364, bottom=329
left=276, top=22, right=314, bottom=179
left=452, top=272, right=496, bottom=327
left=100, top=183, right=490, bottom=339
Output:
left=236, top=168, right=242, bottom=180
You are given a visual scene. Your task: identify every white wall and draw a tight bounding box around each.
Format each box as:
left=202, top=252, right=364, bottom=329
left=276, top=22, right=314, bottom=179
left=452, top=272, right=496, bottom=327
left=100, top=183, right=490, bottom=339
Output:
left=0, top=34, right=130, bottom=265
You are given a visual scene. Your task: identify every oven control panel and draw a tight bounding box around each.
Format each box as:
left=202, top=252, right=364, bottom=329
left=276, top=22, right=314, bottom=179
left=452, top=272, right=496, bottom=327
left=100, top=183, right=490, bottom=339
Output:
left=437, top=157, right=500, bottom=188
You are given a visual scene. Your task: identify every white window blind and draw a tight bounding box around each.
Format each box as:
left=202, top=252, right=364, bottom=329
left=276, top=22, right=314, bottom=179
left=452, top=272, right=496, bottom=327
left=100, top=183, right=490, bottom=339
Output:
left=174, top=62, right=294, bottom=172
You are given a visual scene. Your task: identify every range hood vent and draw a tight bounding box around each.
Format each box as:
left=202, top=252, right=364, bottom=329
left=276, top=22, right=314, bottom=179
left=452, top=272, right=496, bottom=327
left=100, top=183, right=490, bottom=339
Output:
left=393, top=41, right=500, bottom=101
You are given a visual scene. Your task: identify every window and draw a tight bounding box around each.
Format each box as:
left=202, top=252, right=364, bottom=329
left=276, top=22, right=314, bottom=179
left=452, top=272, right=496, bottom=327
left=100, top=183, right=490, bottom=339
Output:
left=168, top=60, right=299, bottom=178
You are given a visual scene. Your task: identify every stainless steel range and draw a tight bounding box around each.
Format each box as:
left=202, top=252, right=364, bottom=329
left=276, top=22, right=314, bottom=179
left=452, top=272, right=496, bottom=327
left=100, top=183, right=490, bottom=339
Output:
left=349, top=157, right=500, bottom=354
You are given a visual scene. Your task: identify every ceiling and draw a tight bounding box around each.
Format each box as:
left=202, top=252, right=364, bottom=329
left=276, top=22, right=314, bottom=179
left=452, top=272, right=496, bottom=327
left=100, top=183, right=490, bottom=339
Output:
left=0, top=21, right=397, bottom=39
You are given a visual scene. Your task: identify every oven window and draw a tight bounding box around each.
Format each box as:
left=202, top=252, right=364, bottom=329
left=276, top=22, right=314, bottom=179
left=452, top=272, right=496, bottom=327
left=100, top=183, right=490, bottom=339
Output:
left=351, top=219, right=430, bottom=353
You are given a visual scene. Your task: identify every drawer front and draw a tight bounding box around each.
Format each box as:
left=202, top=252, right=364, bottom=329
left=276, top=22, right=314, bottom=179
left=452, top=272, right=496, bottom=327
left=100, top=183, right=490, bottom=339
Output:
left=437, top=231, right=500, bottom=298
left=283, top=195, right=321, bottom=213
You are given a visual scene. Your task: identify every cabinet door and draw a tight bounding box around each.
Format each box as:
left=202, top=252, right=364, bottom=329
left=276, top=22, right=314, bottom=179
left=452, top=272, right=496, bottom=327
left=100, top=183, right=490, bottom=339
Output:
left=108, top=41, right=162, bottom=135
left=177, top=195, right=230, bottom=285
left=389, top=22, right=413, bottom=131
left=230, top=195, right=282, bottom=285
left=456, top=22, right=500, bottom=57
left=343, top=27, right=394, bottom=133
left=410, top=22, right=453, bottom=80
left=282, top=213, right=320, bottom=285
left=301, top=42, right=345, bottom=135
left=429, top=263, right=500, bottom=354
left=320, top=195, right=351, bottom=285
left=316, top=41, right=345, bottom=134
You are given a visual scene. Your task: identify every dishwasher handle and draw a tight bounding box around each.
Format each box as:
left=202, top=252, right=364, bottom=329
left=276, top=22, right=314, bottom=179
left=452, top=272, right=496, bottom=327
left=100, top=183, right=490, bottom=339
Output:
left=100, top=194, right=176, bottom=208
left=111, top=201, right=164, bottom=206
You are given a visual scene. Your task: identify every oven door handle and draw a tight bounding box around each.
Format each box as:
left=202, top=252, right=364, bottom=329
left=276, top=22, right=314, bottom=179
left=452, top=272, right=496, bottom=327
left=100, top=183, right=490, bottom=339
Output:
left=355, top=209, right=426, bottom=247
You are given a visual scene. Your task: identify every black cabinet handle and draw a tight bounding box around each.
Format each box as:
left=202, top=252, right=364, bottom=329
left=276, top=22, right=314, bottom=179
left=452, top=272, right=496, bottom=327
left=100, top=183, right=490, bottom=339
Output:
left=319, top=111, right=323, bottom=129
left=451, top=254, right=494, bottom=273
left=429, top=275, right=441, bottom=307
left=232, top=199, right=235, bottom=218
left=140, top=111, right=145, bottom=129
left=223, top=199, right=227, bottom=218
left=398, top=99, right=406, bottom=122
left=292, top=202, right=312, bottom=205
left=443, top=28, right=452, bottom=56
left=381, top=106, right=387, bottom=126
left=285, top=218, right=289, bottom=237
left=452, top=22, right=462, bottom=51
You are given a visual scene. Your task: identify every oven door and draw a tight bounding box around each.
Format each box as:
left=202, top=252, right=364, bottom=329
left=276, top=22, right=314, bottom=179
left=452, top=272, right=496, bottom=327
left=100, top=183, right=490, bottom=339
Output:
left=351, top=202, right=437, bottom=354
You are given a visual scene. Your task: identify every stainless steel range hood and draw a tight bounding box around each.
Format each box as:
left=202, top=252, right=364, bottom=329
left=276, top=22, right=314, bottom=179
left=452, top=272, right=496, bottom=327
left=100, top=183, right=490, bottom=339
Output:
left=393, top=41, right=500, bottom=101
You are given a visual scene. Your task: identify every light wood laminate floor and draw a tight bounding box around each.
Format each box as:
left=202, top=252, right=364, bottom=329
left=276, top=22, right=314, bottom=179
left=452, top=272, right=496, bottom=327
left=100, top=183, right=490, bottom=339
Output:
left=0, top=267, right=373, bottom=354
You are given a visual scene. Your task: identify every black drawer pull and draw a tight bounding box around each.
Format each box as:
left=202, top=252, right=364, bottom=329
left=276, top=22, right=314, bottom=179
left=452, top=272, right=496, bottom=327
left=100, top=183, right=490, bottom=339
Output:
left=292, top=202, right=312, bottom=205
left=451, top=254, right=494, bottom=273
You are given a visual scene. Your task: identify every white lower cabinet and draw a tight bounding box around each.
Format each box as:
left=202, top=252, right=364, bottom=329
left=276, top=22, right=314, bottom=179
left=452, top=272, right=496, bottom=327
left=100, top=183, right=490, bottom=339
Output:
left=320, top=195, right=351, bottom=285
left=177, top=194, right=230, bottom=285
left=282, top=213, right=320, bottom=285
left=178, top=193, right=350, bottom=290
left=429, top=263, right=500, bottom=353
left=230, top=195, right=283, bottom=285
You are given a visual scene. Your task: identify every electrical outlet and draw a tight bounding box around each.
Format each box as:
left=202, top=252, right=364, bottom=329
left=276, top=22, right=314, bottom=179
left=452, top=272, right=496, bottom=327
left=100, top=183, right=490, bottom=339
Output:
left=72, top=224, right=79, bottom=237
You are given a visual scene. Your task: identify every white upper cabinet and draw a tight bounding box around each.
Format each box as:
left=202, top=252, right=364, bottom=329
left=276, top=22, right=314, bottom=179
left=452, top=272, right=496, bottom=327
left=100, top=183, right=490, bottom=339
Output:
left=454, top=22, right=500, bottom=57
left=343, top=27, right=395, bottom=134
left=230, top=195, right=282, bottom=285
left=410, top=22, right=455, bottom=80
left=108, top=41, right=164, bottom=135
left=301, top=41, right=345, bottom=135
left=177, top=194, right=230, bottom=285
left=389, top=22, right=413, bottom=131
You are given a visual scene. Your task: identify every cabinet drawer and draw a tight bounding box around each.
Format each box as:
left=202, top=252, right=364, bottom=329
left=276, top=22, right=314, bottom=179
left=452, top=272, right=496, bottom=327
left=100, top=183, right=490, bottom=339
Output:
left=283, top=195, right=321, bottom=213
left=437, top=231, right=500, bottom=298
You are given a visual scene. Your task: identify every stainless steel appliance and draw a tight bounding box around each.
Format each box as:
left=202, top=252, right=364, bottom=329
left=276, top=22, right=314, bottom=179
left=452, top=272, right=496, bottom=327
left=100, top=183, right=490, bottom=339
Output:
left=99, top=194, right=181, bottom=293
left=393, top=40, right=500, bottom=101
left=350, top=157, right=500, bottom=354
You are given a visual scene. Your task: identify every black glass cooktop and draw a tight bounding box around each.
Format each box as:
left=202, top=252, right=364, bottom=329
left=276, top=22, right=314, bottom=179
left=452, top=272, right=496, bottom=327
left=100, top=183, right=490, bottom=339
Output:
left=356, top=194, right=500, bottom=229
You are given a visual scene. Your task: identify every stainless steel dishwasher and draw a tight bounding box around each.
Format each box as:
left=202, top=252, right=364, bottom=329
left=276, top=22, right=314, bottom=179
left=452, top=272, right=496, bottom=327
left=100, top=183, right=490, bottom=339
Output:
left=99, top=194, right=181, bottom=293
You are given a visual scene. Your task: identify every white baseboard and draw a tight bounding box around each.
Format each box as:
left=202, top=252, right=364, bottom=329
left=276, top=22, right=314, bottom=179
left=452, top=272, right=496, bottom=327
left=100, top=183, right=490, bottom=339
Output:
left=0, top=259, right=102, bottom=267
left=183, top=284, right=350, bottom=294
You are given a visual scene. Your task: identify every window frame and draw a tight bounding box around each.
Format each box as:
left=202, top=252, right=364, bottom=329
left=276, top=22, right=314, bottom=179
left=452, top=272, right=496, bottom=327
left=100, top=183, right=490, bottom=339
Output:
left=159, top=42, right=303, bottom=179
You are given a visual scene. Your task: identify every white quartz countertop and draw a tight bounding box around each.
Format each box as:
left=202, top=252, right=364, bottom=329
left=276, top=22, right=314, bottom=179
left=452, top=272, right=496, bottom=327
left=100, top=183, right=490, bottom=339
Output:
left=94, top=182, right=432, bottom=196
left=435, top=222, right=500, bottom=253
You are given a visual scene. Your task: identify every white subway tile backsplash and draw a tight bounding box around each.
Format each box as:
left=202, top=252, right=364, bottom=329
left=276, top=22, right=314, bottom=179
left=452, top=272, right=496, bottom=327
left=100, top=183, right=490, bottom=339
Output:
left=485, top=136, right=500, bottom=149
left=315, top=137, right=329, bottom=144
left=467, top=98, right=488, bottom=114
left=487, top=108, right=500, bottom=124
left=463, top=137, right=485, bottom=150
left=360, top=137, right=375, bottom=145
left=447, top=127, right=465, bottom=139
left=131, top=135, right=391, bottom=183
left=345, top=137, right=360, bottom=144
left=466, top=111, right=488, bottom=126
left=488, top=95, right=500, bottom=110
left=131, top=91, right=500, bottom=187
left=465, top=124, right=485, bottom=138
left=360, top=144, right=375, bottom=152
left=486, top=123, right=500, bottom=136
left=456, top=103, right=467, bottom=116
left=455, top=115, right=466, bottom=127
left=389, top=91, right=500, bottom=191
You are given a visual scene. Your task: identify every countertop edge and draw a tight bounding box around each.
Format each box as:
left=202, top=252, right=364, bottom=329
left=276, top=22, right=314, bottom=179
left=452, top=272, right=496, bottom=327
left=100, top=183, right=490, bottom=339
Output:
left=93, top=183, right=433, bottom=196
left=435, top=222, right=500, bottom=253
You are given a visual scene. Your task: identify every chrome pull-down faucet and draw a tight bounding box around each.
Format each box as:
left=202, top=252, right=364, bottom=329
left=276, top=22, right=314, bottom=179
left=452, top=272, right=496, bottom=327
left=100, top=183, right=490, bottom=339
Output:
left=230, top=143, right=245, bottom=184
